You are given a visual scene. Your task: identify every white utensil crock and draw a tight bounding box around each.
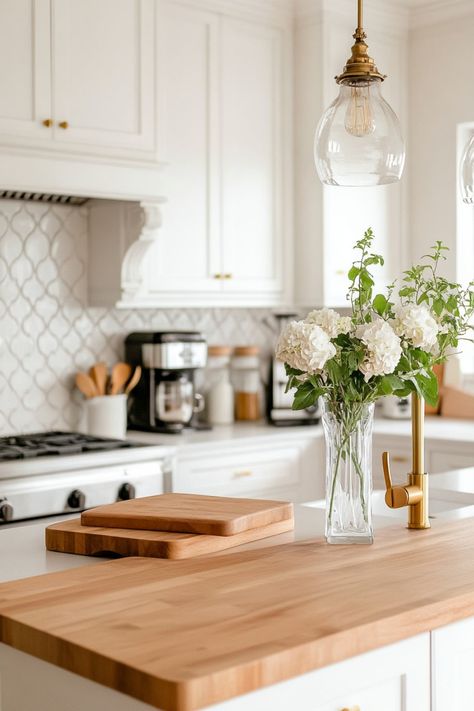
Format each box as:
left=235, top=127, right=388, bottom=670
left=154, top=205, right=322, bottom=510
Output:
left=86, top=394, right=127, bottom=439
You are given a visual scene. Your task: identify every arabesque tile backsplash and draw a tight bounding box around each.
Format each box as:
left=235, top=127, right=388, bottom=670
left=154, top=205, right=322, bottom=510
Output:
left=0, top=200, right=277, bottom=435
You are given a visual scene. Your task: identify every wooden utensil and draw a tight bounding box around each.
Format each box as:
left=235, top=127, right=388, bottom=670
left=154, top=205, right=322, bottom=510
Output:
left=75, top=372, right=99, bottom=399
left=81, top=493, right=294, bottom=536
left=46, top=516, right=294, bottom=559
left=125, top=365, right=142, bottom=395
left=89, top=362, right=108, bottom=397
left=109, top=362, right=132, bottom=395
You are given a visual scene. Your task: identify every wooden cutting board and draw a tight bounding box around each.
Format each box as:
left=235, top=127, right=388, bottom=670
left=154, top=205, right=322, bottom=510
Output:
left=45, top=516, right=294, bottom=559
left=4, top=518, right=474, bottom=711
left=81, top=493, right=293, bottom=536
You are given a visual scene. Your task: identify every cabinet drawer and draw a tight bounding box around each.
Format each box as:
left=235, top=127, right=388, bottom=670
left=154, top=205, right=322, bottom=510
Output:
left=429, top=450, right=474, bottom=473
left=175, top=443, right=303, bottom=499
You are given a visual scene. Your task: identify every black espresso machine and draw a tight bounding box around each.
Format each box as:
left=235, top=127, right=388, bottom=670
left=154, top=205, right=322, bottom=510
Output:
left=125, top=332, right=208, bottom=433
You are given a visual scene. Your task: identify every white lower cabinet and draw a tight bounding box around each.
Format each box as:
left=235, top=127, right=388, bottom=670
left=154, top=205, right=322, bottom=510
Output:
left=432, top=616, right=474, bottom=710
left=174, top=434, right=324, bottom=502
left=211, top=634, right=431, bottom=710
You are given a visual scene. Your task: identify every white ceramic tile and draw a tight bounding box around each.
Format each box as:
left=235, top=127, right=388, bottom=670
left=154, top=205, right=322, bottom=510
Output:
left=0, top=200, right=278, bottom=435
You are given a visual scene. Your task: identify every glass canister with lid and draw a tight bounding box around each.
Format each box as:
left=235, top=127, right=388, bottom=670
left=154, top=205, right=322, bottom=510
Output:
left=205, top=345, right=234, bottom=425
left=231, top=346, right=261, bottom=421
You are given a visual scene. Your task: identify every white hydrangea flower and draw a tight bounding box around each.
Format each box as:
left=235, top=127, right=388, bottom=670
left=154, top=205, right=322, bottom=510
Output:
left=305, top=308, right=353, bottom=338
left=276, top=320, right=336, bottom=373
left=391, top=303, right=439, bottom=351
left=355, top=319, right=402, bottom=382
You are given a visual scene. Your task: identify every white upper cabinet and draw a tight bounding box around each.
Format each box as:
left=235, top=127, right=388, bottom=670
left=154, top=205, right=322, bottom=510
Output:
left=0, top=0, right=51, bottom=145
left=151, top=1, right=221, bottom=297
left=220, top=18, right=284, bottom=297
left=50, top=0, right=155, bottom=158
left=0, top=0, right=162, bottom=201
left=129, top=0, right=291, bottom=308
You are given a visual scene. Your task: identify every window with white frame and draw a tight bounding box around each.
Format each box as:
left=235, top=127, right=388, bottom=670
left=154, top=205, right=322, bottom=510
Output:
left=456, top=123, right=474, bottom=379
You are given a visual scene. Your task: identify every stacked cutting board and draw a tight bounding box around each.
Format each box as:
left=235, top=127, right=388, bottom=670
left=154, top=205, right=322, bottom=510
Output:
left=45, top=493, right=294, bottom=560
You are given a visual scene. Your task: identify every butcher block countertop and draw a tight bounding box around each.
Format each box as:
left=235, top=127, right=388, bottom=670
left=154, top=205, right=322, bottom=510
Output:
left=2, top=517, right=474, bottom=710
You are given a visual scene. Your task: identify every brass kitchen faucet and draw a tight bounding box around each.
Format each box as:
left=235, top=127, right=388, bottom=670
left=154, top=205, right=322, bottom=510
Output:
left=382, top=393, right=430, bottom=529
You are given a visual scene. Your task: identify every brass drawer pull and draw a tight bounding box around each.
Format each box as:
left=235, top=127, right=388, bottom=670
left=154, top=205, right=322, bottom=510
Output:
left=58, top=120, right=69, bottom=129
left=223, top=273, right=232, bottom=279
left=214, top=273, right=223, bottom=280
left=42, top=118, right=52, bottom=127
left=233, top=470, right=253, bottom=479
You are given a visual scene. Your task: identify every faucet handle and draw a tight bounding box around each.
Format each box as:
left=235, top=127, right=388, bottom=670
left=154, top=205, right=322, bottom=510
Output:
left=382, top=451, right=423, bottom=509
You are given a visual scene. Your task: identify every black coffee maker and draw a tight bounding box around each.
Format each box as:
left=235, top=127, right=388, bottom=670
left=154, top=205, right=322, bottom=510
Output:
left=125, top=332, right=208, bottom=433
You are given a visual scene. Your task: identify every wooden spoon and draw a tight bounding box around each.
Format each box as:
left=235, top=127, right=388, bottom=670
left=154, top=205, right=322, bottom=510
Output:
left=75, top=372, right=99, bottom=399
left=89, top=362, right=108, bottom=396
left=125, top=365, right=142, bottom=395
left=109, top=362, right=132, bottom=395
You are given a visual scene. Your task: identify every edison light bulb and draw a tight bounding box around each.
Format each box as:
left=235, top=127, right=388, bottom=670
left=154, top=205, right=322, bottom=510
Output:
left=315, top=79, right=405, bottom=187
left=345, top=85, right=375, bottom=137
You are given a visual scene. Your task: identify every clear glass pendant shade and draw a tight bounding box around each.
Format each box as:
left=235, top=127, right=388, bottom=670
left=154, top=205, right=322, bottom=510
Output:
left=315, top=80, right=405, bottom=187
left=460, top=135, right=474, bottom=204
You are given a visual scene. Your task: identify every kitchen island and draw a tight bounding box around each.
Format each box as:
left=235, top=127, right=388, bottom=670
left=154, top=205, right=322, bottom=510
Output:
left=1, top=478, right=474, bottom=711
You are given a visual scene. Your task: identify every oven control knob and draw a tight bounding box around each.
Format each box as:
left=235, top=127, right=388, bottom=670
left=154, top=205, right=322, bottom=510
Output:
left=67, top=489, right=86, bottom=510
left=118, top=482, right=136, bottom=501
left=0, top=500, right=13, bottom=522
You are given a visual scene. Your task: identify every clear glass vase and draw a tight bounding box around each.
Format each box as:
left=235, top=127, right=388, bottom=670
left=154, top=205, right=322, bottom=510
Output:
left=321, top=398, right=374, bottom=544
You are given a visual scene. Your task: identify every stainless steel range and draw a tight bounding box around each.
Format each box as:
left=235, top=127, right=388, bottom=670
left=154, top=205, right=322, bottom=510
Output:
left=0, top=432, right=173, bottom=525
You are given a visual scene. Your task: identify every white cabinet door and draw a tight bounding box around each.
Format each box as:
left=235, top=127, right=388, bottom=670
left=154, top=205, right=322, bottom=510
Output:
left=211, top=634, right=430, bottom=710
left=50, top=0, right=155, bottom=158
left=151, top=1, right=221, bottom=297
left=220, top=18, right=284, bottom=298
left=432, top=616, right=474, bottom=710
left=0, top=0, right=51, bottom=145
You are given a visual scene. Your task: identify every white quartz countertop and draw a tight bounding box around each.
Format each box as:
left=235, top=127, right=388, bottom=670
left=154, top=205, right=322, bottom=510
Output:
left=129, top=415, right=474, bottom=450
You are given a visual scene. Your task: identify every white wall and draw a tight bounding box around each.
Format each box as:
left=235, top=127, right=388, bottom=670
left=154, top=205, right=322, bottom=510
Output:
left=409, top=13, right=474, bottom=280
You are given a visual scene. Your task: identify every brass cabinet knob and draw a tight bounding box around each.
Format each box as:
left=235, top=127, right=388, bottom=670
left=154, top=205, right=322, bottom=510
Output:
left=58, top=120, right=69, bottom=129
left=223, top=273, right=233, bottom=280
left=213, top=273, right=223, bottom=280
left=42, top=118, right=52, bottom=127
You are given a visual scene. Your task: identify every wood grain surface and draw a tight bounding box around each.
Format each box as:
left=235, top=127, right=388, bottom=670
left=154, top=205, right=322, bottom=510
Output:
left=45, top=516, right=295, bottom=559
left=81, top=493, right=293, bottom=536
left=3, top=518, right=474, bottom=710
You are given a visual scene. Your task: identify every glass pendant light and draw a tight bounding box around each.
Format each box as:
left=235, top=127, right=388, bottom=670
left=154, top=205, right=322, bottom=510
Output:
left=314, top=0, right=405, bottom=187
left=460, top=135, right=474, bottom=204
